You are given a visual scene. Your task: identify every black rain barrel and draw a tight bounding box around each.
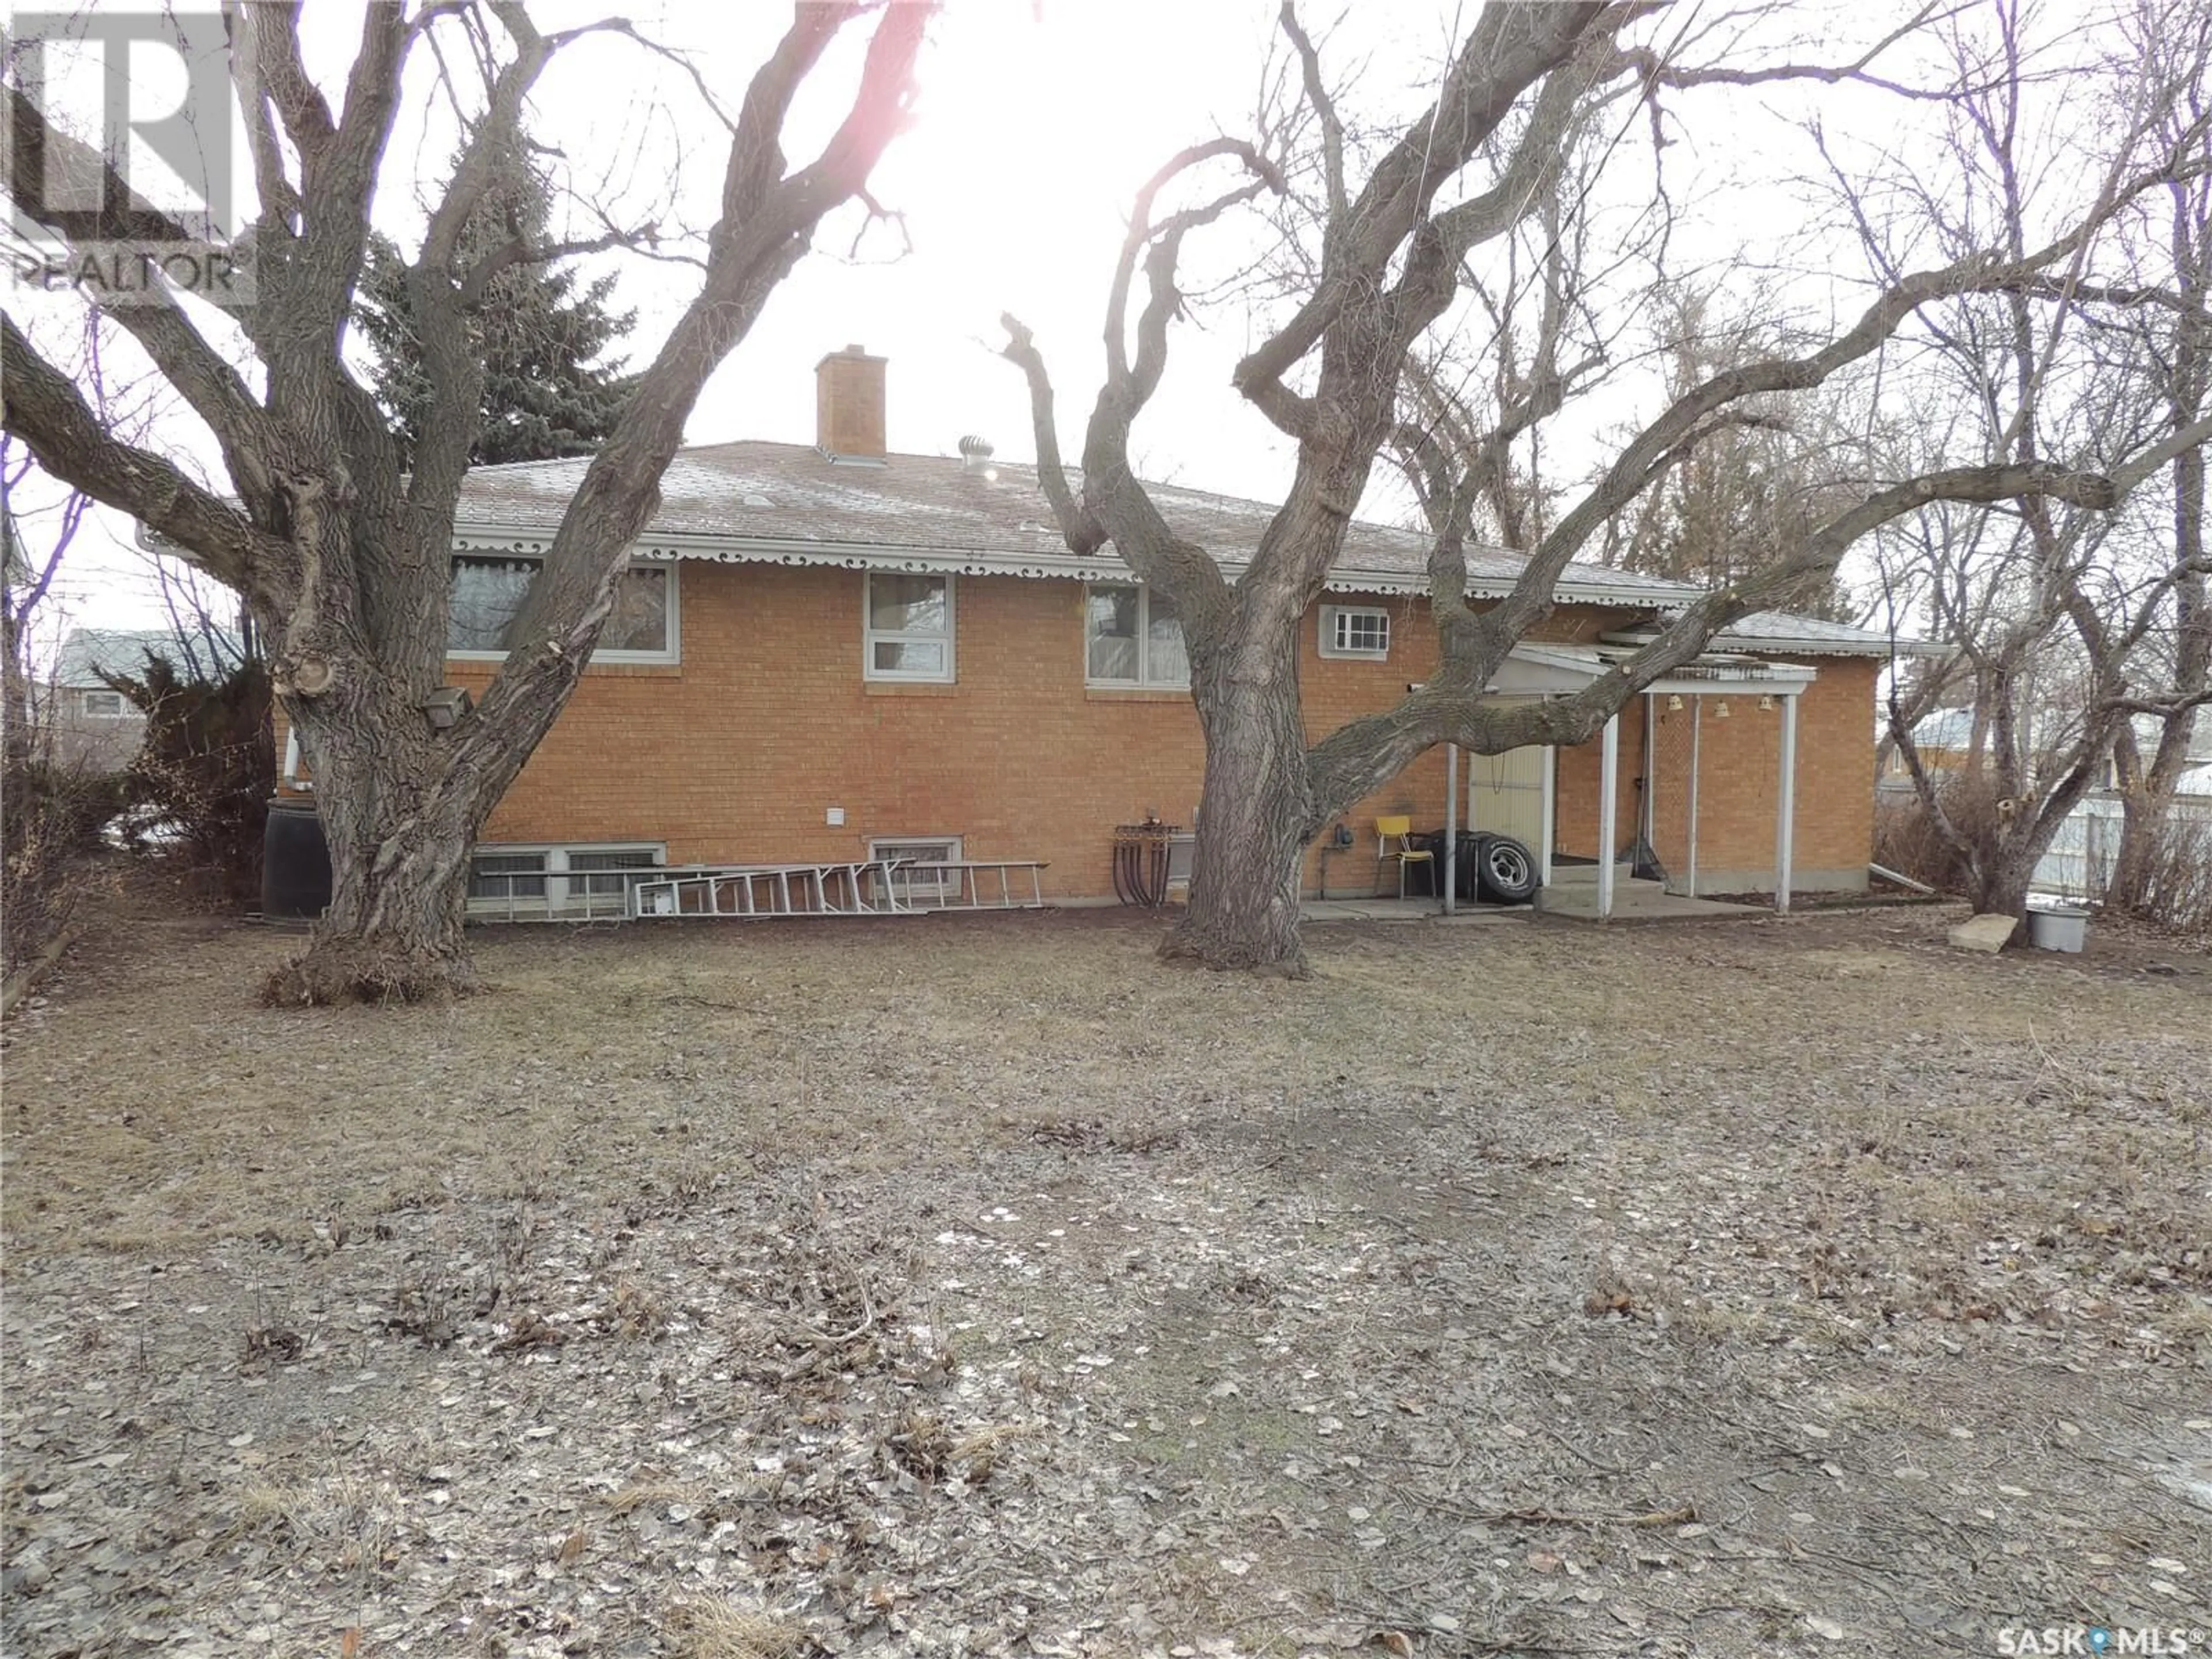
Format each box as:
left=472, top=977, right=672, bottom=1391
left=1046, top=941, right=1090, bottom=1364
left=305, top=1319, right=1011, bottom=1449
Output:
left=262, top=796, right=332, bottom=919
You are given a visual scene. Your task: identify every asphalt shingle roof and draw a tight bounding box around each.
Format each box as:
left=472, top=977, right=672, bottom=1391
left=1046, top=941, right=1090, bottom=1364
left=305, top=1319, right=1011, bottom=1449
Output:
left=453, top=441, right=1907, bottom=655
left=456, top=441, right=1697, bottom=595
left=52, top=627, right=245, bottom=687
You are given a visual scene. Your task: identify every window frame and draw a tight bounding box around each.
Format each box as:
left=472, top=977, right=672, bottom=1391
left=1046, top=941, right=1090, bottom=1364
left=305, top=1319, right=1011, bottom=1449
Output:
left=467, top=846, right=550, bottom=911
left=867, top=834, right=964, bottom=904
left=862, top=571, right=957, bottom=684
left=1084, top=581, right=1191, bottom=690
left=445, top=555, right=681, bottom=666
left=79, top=688, right=131, bottom=718
left=1319, top=604, right=1392, bottom=661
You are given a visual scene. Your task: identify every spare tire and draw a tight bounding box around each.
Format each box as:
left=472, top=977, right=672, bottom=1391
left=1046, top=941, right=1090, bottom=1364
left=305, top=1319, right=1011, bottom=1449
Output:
left=1476, top=834, right=1539, bottom=903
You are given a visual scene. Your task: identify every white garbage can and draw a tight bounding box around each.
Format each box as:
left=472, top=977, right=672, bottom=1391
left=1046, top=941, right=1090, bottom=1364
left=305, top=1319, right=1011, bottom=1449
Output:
left=2027, top=905, right=2090, bottom=952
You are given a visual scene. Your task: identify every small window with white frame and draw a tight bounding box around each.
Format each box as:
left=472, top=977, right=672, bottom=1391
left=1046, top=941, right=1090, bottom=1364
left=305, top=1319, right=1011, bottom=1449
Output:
left=868, top=835, right=963, bottom=904
left=1320, top=604, right=1391, bottom=660
left=80, top=688, right=130, bottom=717
left=864, top=573, right=955, bottom=682
left=1085, top=582, right=1189, bottom=688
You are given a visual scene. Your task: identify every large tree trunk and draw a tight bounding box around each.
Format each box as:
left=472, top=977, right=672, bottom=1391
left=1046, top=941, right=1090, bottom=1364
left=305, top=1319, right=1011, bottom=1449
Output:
left=1969, top=843, right=2038, bottom=923
left=1967, top=791, right=2082, bottom=929
left=0, top=3, right=929, bottom=1007
left=260, top=672, right=486, bottom=1005
left=2, top=605, right=33, bottom=775
left=2107, top=446, right=2206, bottom=911
left=1164, top=630, right=1318, bottom=975
left=2106, top=779, right=2165, bottom=910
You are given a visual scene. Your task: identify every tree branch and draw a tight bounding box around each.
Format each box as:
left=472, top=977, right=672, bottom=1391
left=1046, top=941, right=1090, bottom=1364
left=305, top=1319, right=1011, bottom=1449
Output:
left=1278, top=2, right=1346, bottom=222
left=0, top=315, right=292, bottom=607
left=1234, top=5, right=1614, bottom=412
left=1477, top=185, right=2190, bottom=654
left=455, top=0, right=932, bottom=785
left=998, top=314, right=1105, bottom=555
left=1304, top=455, right=2171, bottom=821
left=1605, top=4, right=1959, bottom=103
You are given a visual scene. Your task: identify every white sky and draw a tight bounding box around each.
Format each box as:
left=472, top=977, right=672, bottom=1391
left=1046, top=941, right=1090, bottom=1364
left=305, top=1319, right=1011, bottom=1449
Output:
left=25, top=0, right=1336, bottom=636
left=6, top=1, right=2116, bottom=649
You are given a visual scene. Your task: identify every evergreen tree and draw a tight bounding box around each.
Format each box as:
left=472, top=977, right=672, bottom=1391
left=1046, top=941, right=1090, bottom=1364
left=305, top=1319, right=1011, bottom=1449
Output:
left=355, top=139, right=638, bottom=466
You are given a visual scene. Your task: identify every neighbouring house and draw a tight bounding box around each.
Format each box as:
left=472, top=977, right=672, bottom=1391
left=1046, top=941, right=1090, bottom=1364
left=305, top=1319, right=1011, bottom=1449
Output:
left=37, top=630, right=162, bottom=772
left=1881, top=706, right=1979, bottom=782
left=36, top=627, right=249, bottom=774
left=276, top=345, right=1926, bottom=916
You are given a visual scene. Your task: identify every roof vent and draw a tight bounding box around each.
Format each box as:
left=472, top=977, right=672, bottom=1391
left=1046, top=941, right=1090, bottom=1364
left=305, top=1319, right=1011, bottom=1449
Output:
left=958, top=434, right=996, bottom=476
left=743, top=493, right=771, bottom=507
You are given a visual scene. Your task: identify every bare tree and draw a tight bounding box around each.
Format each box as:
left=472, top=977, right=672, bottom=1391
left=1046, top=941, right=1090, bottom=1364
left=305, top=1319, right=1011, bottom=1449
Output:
left=1002, top=2, right=2212, bottom=972
left=1872, top=0, right=2212, bottom=918
left=2106, top=0, right=2212, bottom=910
left=1592, top=284, right=1866, bottom=622
left=1, top=2, right=929, bottom=1001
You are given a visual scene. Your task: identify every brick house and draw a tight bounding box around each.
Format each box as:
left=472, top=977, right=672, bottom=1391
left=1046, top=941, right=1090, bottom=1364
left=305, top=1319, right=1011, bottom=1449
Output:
left=284, top=346, right=1914, bottom=914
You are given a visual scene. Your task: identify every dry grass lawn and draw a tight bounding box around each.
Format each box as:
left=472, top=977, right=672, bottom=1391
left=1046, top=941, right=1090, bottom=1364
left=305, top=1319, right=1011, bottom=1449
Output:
left=3, top=896, right=2208, bottom=1658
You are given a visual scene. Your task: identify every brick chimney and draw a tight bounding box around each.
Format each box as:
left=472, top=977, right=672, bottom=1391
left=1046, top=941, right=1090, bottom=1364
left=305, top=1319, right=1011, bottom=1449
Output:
left=815, top=344, right=886, bottom=461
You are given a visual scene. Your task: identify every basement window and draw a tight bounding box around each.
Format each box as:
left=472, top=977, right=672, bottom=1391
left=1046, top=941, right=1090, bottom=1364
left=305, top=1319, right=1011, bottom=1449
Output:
left=1085, top=583, right=1188, bottom=688
left=1320, top=605, right=1391, bottom=660
left=863, top=573, right=956, bottom=682
left=80, top=688, right=130, bottom=717
left=468, top=849, right=547, bottom=906
left=868, top=835, right=964, bottom=903
left=467, top=843, right=666, bottom=918
left=446, top=555, right=679, bottom=664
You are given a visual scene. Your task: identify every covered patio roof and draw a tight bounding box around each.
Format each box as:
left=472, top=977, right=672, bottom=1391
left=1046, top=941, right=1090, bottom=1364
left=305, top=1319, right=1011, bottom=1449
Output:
left=1448, top=645, right=1810, bottom=924
left=1489, top=642, right=1819, bottom=698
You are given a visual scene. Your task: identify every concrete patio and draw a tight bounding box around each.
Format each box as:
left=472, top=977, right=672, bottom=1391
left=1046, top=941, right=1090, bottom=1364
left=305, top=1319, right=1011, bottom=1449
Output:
left=1534, top=866, right=1764, bottom=922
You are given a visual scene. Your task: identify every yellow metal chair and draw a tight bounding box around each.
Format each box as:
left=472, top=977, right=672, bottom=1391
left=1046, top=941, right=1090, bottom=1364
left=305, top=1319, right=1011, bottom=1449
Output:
left=1374, top=815, right=1432, bottom=899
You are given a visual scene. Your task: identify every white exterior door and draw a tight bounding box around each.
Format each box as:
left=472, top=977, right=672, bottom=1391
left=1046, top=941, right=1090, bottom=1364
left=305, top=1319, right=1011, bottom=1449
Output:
left=1468, top=744, right=1550, bottom=853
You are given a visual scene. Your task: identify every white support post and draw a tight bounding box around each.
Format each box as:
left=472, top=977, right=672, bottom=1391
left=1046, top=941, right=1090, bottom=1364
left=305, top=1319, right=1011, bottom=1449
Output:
left=1775, top=692, right=1798, bottom=914
left=1444, top=743, right=1459, bottom=914
left=1597, top=712, right=1619, bottom=921
left=1539, top=746, right=1555, bottom=889
left=1685, top=696, right=1701, bottom=899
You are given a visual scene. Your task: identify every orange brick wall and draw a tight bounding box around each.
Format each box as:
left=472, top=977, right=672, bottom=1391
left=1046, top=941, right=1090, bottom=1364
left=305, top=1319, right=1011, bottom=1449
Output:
left=1443, top=654, right=1875, bottom=891
left=1554, top=695, right=1647, bottom=865
left=1288, top=595, right=1655, bottom=896
left=1637, top=661, right=1879, bottom=891
left=446, top=566, right=1202, bottom=899
left=282, top=563, right=1880, bottom=899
